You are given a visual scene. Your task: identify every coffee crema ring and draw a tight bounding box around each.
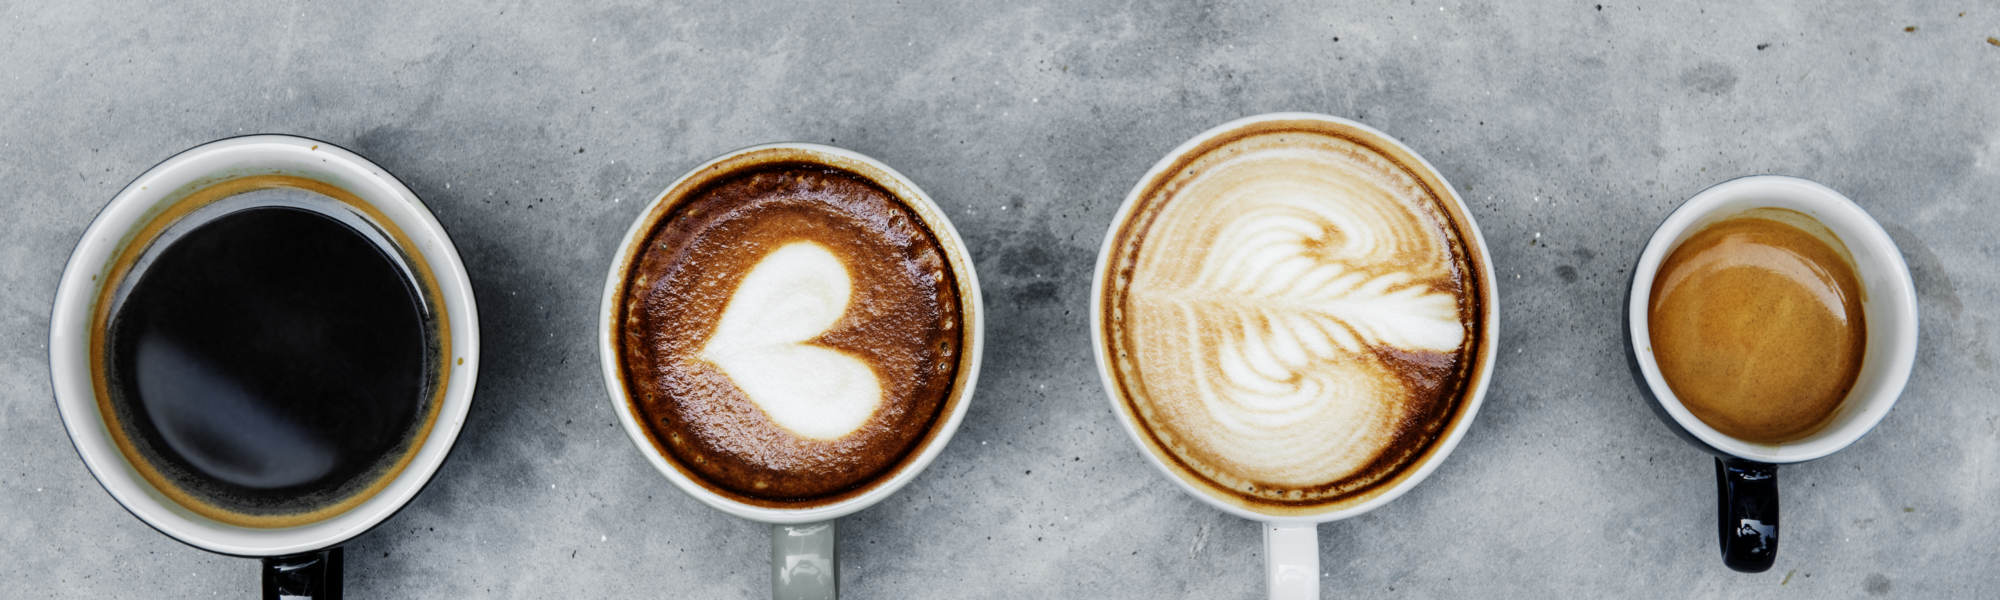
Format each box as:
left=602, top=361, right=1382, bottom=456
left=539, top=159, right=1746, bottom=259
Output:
left=618, top=159, right=964, bottom=508
left=1102, top=120, right=1488, bottom=514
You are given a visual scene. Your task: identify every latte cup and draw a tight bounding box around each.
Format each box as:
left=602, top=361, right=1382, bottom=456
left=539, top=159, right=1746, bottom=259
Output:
left=1091, top=113, right=1499, bottom=600
left=599, top=143, right=982, bottom=600
left=49, top=135, right=481, bottom=598
left=1624, top=175, right=1918, bottom=572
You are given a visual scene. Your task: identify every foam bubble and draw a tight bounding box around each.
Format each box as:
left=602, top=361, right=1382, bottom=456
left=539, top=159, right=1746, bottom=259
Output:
left=701, top=242, right=883, bottom=440
left=1123, top=135, right=1466, bottom=490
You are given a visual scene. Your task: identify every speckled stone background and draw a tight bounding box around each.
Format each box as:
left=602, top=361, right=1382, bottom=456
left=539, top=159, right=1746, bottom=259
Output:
left=3, top=1, right=1997, bottom=598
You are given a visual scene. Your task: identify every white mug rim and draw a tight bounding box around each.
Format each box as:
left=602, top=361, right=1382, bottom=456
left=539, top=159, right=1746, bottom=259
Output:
left=1087, top=112, right=1501, bottom=525
left=1625, top=175, right=1918, bottom=463
left=47, top=134, right=481, bottom=557
left=596, top=142, right=984, bottom=525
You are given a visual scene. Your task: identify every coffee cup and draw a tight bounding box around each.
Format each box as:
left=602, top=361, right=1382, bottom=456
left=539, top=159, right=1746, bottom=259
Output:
left=599, top=143, right=983, bottom=600
left=1091, top=113, right=1499, bottom=599
left=48, top=135, right=481, bottom=598
left=1624, top=175, right=1918, bottom=572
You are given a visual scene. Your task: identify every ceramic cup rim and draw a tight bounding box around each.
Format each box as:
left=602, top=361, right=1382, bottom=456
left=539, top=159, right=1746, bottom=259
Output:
left=1088, top=112, right=1500, bottom=524
left=47, top=134, right=481, bottom=557
left=1625, top=175, right=1918, bottom=463
left=597, top=142, right=984, bottom=525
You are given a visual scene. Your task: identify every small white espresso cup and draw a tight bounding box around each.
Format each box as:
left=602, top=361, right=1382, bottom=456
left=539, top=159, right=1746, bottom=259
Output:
left=48, top=135, right=481, bottom=597
left=1624, top=175, right=1917, bottom=572
left=1090, top=113, right=1499, bottom=600
left=598, top=143, right=983, bottom=600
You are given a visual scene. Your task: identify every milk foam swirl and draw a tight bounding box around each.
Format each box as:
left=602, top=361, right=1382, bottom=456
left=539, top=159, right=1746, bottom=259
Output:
left=1122, top=136, right=1467, bottom=493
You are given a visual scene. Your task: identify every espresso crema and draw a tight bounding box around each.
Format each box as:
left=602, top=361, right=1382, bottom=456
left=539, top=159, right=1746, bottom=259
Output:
left=619, top=158, right=964, bottom=508
left=1102, top=120, right=1487, bottom=514
left=1648, top=210, right=1865, bottom=444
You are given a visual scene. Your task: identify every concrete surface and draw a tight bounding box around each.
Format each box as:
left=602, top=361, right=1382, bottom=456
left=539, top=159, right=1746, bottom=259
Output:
left=3, top=1, right=1997, bottom=597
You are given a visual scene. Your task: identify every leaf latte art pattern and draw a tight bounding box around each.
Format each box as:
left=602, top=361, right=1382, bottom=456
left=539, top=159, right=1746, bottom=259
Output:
left=1111, top=130, right=1477, bottom=508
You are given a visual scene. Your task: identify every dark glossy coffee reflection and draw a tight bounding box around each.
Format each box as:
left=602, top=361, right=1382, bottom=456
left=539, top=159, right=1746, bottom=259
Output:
left=97, top=179, right=444, bottom=528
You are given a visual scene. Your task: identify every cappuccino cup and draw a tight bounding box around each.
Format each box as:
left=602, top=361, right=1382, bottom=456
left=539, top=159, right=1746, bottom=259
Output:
left=600, top=143, right=983, bottom=600
left=49, top=135, right=481, bottom=598
left=1091, top=113, right=1498, bottom=599
left=1625, top=175, right=1918, bottom=572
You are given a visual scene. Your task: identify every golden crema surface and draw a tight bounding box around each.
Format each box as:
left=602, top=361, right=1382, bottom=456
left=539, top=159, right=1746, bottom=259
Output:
left=1104, top=123, right=1483, bottom=513
left=1649, top=211, right=1866, bottom=444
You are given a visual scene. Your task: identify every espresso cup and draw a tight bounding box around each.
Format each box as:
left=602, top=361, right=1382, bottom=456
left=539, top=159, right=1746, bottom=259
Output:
left=1091, top=113, right=1499, bottom=599
left=599, top=143, right=983, bottom=600
left=48, top=135, right=481, bottom=598
left=1624, top=175, right=1918, bottom=572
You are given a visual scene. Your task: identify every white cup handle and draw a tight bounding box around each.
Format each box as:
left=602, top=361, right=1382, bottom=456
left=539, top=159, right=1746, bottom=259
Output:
left=772, top=520, right=838, bottom=600
left=1264, top=522, right=1319, bottom=600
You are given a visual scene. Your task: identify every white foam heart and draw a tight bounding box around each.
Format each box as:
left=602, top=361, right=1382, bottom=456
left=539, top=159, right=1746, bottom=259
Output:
left=701, top=241, right=883, bottom=440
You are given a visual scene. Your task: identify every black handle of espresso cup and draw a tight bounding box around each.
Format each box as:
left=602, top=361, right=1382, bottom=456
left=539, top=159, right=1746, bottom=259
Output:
left=261, top=547, right=342, bottom=600
left=1715, top=457, right=1778, bottom=573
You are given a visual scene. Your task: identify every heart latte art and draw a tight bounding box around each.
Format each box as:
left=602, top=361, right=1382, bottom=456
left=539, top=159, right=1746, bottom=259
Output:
left=701, top=242, right=884, bottom=441
left=1102, top=122, right=1487, bottom=513
left=619, top=160, right=964, bottom=508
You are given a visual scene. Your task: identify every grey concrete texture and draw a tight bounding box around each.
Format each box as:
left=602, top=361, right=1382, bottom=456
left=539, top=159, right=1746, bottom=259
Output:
left=1, top=0, right=1995, bottom=597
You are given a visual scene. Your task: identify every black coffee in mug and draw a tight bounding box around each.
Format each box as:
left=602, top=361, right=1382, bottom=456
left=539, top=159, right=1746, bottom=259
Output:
left=92, top=175, right=448, bottom=528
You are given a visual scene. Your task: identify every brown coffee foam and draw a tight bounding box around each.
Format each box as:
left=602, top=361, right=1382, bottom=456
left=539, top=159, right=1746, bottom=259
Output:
left=1648, top=211, right=1866, bottom=444
left=616, top=152, right=967, bottom=508
left=87, top=175, right=451, bottom=529
left=1100, top=119, right=1488, bottom=516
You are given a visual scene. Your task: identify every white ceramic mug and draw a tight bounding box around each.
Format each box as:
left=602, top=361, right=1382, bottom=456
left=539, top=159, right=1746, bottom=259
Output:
left=1090, top=113, right=1500, bottom=600
left=48, top=135, right=481, bottom=597
left=1624, top=175, right=1918, bottom=572
left=598, top=143, right=983, bottom=600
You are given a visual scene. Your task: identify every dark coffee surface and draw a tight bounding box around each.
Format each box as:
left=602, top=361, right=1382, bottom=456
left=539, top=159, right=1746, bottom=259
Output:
left=620, top=163, right=962, bottom=507
left=106, top=204, right=436, bottom=524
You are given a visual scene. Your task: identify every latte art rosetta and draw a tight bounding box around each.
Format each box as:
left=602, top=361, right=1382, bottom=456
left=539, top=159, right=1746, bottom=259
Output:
left=1107, top=126, right=1481, bottom=509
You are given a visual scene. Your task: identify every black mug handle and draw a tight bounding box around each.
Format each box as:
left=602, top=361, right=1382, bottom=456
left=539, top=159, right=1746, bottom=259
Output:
left=262, top=547, right=342, bottom=600
left=1715, top=458, right=1778, bottom=573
